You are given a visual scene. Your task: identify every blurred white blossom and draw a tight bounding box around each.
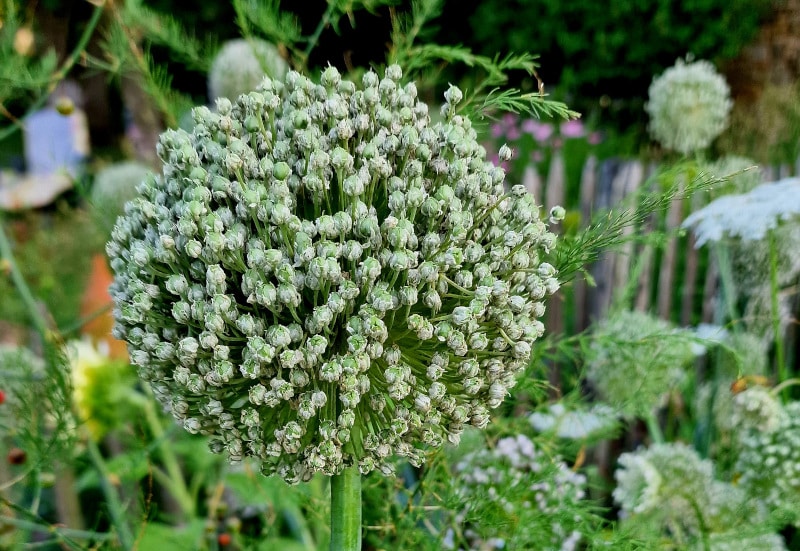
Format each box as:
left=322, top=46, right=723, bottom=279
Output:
left=208, top=38, right=288, bottom=101
left=586, top=310, right=696, bottom=418
left=682, top=177, right=800, bottom=247
left=448, top=434, right=587, bottom=551
left=529, top=402, right=618, bottom=440
left=645, top=58, right=732, bottom=154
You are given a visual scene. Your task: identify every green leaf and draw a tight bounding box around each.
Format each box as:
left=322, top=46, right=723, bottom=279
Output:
left=76, top=449, right=150, bottom=491
left=136, top=520, right=206, bottom=551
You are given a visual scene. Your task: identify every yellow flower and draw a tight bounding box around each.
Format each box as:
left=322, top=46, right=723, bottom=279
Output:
left=68, top=339, right=137, bottom=441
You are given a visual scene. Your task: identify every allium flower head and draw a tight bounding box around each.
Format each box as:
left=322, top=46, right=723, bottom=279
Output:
left=586, top=310, right=696, bottom=418
left=645, top=58, right=732, bottom=154
left=91, top=161, right=151, bottom=227
left=107, top=65, right=560, bottom=483
left=208, top=38, right=288, bottom=101
left=450, top=434, right=587, bottom=551
left=683, top=177, right=800, bottom=247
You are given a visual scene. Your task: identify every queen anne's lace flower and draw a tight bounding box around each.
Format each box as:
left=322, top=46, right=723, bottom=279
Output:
left=735, top=401, right=800, bottom=516
left=107, top=65, right=560, bottom=483
left=208, top=39, right=288, bottom=101
left=731, top=386, right=784, bottom=434
left=585, top=311, right=696, bottom=418
left=614, top=442, right=773, bottom=543
left=645, top=58, right=732, bottom=154
left=449, top=434, right=587, bottom=551
left=529, top=402, right=617, bottom=440
left=682, top=177, right=800, bottom=247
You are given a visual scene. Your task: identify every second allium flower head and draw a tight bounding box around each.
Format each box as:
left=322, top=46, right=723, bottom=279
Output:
left=107, top=64, right=560, bottom=483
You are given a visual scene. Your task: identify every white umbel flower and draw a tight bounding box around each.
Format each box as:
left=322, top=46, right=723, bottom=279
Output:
left=682, top=177, right=800, bottom=247
left=645, top=58, right=732, bottom=154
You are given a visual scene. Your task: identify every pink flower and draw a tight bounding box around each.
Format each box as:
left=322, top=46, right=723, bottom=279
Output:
left=560, top=119, right=585, bottom=138
left=521, top=118, right=538, bottom=134
left=505, top=126, right=521, bottom=141
left=529, top=122, right=554, bottom=143
left=501, top=112, right=517, bottom=127
left=490, top=123, right=504, bottom=138
left=588, top=131, right=603, bottom=145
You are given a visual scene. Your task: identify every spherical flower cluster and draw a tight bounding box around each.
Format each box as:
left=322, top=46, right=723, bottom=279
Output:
left=735, top=401, right=800, bottom=515
left=731, top=386, right=785, bottom=434
left=208, top=39, right=289, bottom=102
left=448, top=434, right=587, bottom=551
left=585, top=310, right=696, bottom=418
left=107, top=65, right=560, bottom=483
left=91, top=161, right=152, bottom=228
left=645, top=58, right=732, bottom=154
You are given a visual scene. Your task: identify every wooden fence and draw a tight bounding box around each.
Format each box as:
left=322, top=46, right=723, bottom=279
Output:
left=527, top=153, right=799, bottom=336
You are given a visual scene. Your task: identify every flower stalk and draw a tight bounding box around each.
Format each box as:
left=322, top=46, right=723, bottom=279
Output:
left=330, top=466, right=362, bottom=551
left=767, top=229, right=786, bottom=389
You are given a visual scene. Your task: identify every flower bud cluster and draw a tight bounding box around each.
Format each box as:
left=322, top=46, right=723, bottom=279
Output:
left=730, top=386, right=784, bottom=434
left=735, top=401, right=800, bottom=515
left=107, top=65, right=560, bottom=483
left=449, top=434, right=586, bottom=551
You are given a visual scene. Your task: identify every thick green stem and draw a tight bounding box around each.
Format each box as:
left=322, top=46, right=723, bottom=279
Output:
left=768, top=230, right=787, bottom=389
left=713, top=243, right=738, bottom=326
left=330, top=466, right=362, bottom=551
left=645, top=411, right=664, bottom=444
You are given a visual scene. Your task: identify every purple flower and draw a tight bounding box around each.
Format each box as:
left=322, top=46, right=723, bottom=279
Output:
left=490, top=123, right=504, bottom=138
left=588, top=131, right=603, bottom=145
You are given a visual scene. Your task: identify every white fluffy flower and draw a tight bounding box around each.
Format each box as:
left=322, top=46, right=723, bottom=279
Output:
left=682, top=177, right=800, bottom=247
left=645, top=58, right=732, bottom=154
left=208, top=38, right=288, bottom=101
left=91, top=161, right=151, bottom=227
left=451, top=434, right=588, bottom=551
left=731, top=386, right=785, bottom=434
left=586, top=310, right=696, bottom=418
left=735, top=401, right=800, bottom=516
